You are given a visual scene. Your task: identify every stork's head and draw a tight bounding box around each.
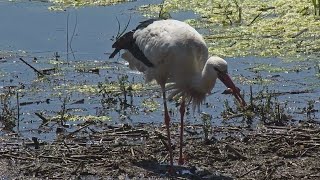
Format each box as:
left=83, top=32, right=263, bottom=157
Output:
left=208, top=56, right=246, bottom=107
left=109, top=17, right=133, bottom=59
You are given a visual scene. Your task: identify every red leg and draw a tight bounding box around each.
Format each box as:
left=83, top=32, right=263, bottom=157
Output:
left=178, top=97, right=186, bottom=165
left=162, top=90, right=174, bottom=173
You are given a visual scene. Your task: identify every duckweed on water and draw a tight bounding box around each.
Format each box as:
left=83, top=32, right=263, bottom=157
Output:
left=250, top=63, right=312, bottom=73
left=140, top=0, right=320, bottom=58
left=49, top=0, right=129, bottom=10
left=52, top=114, right=111, bottom=121
left=53, top=82, right=149, bottom=94
left=232, top=73, right=273, bottom=85
left=247, top=63, right=292, bottom=73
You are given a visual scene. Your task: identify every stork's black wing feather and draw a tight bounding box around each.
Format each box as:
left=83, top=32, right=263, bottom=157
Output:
left=109, top=19, right=161, bottom=67
left=135, top=19, right=159, bottom=30
left=128, top=43, right=154, bottom=67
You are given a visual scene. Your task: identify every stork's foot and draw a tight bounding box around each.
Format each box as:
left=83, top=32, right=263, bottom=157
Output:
left=178, top=156, right=185, bottom=165
left=168, top=166, right=175, bottom=175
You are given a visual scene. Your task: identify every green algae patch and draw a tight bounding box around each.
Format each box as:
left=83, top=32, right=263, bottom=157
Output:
left=49, top=0, right=129, bottom=10
left=140, top=0, right=320, bottom=58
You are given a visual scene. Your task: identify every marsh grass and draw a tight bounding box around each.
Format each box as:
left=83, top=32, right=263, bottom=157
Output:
left=304, top=100, right=317, bottom=120
left=57, top=95, right=70, bottom=126
left=200, top=112, right=213, bottom=142
left=222, top=86, right=291, bottom=126
left=118, top=75, right=129, bottom=107
left=0, top=87, right=19, bottom=132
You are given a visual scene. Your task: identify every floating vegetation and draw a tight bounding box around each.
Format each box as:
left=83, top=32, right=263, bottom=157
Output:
left=142, top=98, right=159, bottom=112
left=53, top=81, right=148, bottom=95
left=233, top=74, right=273, bottom=85
left=51, top=114, right=111, bottom=121
left=0, top=50, right=27, bottom=60
left=49, top=0, right=130, bottom=10
left=247, top=63, right=311, bottom=73
left=140, top=0, right=320, bottom=58
left=248, top=63, right=288, bottom=73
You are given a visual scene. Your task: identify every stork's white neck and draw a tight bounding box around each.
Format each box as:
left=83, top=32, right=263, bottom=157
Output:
left=198, top=61, right=219, bottom=94
left=183, top=62, right=218, bottom=108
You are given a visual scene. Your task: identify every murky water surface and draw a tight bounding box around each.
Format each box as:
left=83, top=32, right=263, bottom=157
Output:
left=0, top=1, right=319, bottom=141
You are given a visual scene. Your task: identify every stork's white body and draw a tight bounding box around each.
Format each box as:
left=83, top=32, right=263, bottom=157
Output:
left=121, top=20, right=221, bottom=106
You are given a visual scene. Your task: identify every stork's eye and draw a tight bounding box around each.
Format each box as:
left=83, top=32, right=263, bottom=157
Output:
left=214, top=67, right=222, bottom=73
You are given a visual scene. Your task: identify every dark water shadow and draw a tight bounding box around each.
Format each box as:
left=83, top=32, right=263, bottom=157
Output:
left=133, top=159, right=234, bottom=180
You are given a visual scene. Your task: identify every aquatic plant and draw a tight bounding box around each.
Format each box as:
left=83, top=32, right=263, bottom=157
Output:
left=57, top=95, right=70, bottom=125
left=0, top=87, right=19, bottom=132
left=304, top=100, right=317, bottom=119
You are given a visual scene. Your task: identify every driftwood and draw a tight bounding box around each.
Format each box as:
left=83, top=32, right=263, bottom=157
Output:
left=19, top=58, right=44, bottom=76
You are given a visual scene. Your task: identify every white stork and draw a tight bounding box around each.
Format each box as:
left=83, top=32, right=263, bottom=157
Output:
left=109, top=19, right=246, bottom=173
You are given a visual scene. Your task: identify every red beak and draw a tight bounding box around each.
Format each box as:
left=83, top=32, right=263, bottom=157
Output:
left=218, top=73, right=246, bottom=107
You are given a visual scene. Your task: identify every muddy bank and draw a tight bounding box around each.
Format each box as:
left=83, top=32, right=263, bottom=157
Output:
left=1, top=121, right=320, bottom=179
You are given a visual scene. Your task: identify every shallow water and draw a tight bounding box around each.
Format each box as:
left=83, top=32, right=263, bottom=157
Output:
left=0, top=1, right=319, bottom=141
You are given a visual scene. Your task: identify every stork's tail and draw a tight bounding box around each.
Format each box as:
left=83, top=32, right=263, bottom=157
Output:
left=109, top=20, right=157, bottom=67
left=109, top=49, right=120, bottom=59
